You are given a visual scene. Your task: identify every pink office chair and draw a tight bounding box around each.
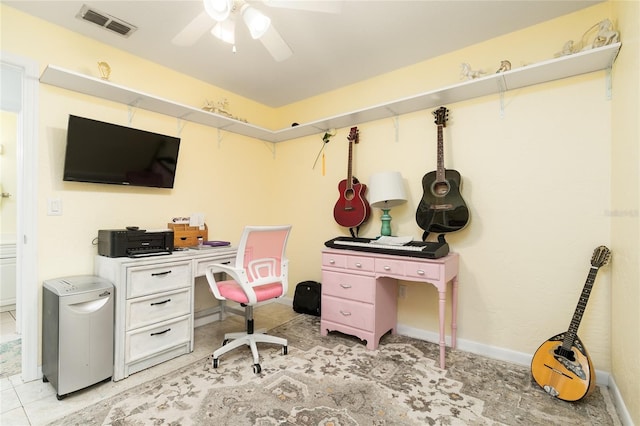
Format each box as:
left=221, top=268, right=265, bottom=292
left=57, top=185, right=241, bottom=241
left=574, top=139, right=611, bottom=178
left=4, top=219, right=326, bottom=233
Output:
left=205, top=225, right=292, bottom=373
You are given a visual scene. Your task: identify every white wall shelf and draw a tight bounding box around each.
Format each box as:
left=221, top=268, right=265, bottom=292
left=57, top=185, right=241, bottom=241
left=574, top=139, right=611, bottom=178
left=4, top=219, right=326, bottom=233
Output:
left=40, top=42, right=620, bottom=143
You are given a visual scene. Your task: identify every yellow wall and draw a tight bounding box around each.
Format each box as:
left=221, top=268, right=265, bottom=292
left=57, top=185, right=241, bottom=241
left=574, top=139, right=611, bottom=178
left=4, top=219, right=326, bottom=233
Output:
left=2, top=2, right=637, bottom=423
left=611, top=1, right=640, bottom=423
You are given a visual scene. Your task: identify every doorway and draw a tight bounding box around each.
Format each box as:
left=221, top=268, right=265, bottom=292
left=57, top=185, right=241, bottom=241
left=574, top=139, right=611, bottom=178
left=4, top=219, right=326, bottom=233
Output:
left=1, top=52, right=39, bottom=382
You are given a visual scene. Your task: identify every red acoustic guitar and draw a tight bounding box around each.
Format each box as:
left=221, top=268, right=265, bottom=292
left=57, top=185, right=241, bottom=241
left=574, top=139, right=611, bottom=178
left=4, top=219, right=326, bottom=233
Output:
left=333, top=127, right=370, bottom=230
left=530, top=245, right=610, bottom=402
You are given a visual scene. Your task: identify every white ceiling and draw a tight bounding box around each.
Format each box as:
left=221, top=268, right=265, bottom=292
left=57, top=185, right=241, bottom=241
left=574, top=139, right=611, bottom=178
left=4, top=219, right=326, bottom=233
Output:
left=5, top=0, right=603, bottom=107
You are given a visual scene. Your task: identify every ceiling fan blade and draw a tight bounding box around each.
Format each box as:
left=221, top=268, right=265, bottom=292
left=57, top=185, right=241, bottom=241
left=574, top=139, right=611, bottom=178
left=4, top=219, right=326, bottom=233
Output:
left=259, top=25, right=293, bottom=62
left=262, top=0, right=343, bottom=14
left=171, top=11, right=214, bottom=46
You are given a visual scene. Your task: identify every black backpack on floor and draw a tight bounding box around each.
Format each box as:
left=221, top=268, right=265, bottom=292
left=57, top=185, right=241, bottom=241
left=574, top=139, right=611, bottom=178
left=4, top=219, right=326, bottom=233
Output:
left=293, top=281, right=321, bottom=316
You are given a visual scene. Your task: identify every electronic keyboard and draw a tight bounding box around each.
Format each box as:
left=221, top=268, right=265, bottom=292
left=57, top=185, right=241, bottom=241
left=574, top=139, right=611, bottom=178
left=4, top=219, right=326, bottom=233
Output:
left=324, top=237, right=449, bottom=259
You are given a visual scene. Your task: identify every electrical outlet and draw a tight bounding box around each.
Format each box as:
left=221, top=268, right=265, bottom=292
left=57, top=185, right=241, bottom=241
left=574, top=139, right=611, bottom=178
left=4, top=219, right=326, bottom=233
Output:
left=398, top=285, right=407, bottom=299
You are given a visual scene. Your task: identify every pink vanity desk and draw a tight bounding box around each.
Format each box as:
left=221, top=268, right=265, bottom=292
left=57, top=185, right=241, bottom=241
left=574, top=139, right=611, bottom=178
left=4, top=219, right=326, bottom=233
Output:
left=320, top=248, right=459, bottom=369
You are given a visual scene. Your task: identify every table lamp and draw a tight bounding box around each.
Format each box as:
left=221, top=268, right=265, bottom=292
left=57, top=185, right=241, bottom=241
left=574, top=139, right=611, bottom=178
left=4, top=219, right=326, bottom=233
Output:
left=368, top=171, right=407, bottom=236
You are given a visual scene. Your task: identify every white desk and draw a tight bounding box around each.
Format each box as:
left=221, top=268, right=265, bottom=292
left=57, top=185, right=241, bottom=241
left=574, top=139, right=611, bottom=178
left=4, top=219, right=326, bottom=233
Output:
left=95, top=247, right=236, bottom=381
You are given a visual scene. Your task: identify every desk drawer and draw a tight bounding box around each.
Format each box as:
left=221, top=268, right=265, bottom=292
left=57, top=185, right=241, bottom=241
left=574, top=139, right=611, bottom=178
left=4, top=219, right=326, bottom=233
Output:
left=322, top=252, right=347, bottom=269
left=126, top=288, right=191, bottom=330
left=127, top=261, right=191, bottom=298
left=193, top=255, right=233, bottom=277
left=322, top=295, right=374, bottom=331
left=375, top=258, right=406, bottom=276
left=126, top=315, right=190, bottom=363
left=346, top=255, right=374, bottom=272
left=322, top=271, right=375, bottom=303
left=405, top=261, right=440, bottom=281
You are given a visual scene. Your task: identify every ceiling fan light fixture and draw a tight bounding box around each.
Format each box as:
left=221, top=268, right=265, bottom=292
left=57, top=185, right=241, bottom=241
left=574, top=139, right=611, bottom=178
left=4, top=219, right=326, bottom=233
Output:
left=241, top=5, right=271, bottom=39
left=211, top=19, right=236, bottom=45
left=203, top=0, right=232, bottom=22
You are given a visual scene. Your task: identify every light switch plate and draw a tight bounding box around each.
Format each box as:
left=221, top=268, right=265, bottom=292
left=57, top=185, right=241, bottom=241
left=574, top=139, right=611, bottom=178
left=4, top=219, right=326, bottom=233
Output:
left=47, top=198, right=62, bottom=216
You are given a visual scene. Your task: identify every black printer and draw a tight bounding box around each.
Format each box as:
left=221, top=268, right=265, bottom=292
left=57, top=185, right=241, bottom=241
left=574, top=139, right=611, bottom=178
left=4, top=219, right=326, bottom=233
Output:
left=98, top=229, right=174, bottom=258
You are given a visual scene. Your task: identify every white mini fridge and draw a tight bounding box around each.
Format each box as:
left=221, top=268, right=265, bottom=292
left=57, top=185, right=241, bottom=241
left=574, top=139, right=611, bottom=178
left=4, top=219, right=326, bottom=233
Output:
left=42, top=275, right=114, bottom=400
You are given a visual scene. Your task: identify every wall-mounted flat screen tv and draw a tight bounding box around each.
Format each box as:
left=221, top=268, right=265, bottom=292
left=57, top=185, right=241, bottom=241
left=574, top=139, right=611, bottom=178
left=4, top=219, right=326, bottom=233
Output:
left=63, top=115, right=181, bottom=188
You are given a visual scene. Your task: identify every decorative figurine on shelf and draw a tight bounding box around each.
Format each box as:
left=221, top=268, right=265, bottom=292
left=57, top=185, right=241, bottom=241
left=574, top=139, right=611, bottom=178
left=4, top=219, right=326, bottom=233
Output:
left=556, top=18, right=620, bottom=57
left=495, top=60, right=512, bottom=73
left=556, top=40, right=576, bottom=57
left=202, top=98, right=248, bottom=123
left=592, top=18, right=619, bottom=48
left=97, top=61, right=111, bottom=80
left=460, top=63, right=485, bottom=80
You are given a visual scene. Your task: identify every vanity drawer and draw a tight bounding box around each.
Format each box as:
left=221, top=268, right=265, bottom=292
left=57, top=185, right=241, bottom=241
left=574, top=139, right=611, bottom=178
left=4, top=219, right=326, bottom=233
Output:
left=126, top=288, right=191, bottom=330
left=127, top=261, right=191, bottom=298
left=322, top=271, right=375, bottom=303
left=322, top=296, right=374, bottom=331
left=126, top=315, right=190, bottom=363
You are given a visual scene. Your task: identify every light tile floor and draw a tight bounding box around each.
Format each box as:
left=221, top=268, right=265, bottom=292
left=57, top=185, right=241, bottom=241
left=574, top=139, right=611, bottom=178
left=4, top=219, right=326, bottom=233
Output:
left=0, top=302, right=298, bottom=426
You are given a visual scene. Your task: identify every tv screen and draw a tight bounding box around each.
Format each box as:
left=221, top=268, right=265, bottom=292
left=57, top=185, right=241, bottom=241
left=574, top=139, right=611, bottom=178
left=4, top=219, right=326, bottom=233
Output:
left=63, top=115, right=181, bottom=188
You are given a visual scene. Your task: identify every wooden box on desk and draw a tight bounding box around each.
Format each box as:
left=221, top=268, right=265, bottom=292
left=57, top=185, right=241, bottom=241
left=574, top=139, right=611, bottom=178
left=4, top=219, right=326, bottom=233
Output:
left=168, top=223, right=208, bottom=248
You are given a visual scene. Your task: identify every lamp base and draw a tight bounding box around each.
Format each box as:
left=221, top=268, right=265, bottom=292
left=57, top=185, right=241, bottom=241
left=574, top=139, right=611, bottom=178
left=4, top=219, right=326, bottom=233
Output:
left=380, top=209, right=392, bottom=236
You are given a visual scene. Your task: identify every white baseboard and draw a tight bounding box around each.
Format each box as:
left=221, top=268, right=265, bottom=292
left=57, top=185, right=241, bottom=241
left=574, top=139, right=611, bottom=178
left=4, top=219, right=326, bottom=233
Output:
left=608, top=375, right=635, bottom=426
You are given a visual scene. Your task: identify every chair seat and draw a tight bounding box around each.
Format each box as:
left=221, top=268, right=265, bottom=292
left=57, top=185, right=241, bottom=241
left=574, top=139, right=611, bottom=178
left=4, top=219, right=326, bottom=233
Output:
left=217, top=280, right=283, bottom=304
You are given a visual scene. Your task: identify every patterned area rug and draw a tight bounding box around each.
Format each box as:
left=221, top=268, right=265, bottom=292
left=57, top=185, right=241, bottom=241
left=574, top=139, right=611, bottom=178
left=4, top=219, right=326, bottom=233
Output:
left=0, top=338, right=21, bottom=379
left=50, top=315, right=619, bottom=425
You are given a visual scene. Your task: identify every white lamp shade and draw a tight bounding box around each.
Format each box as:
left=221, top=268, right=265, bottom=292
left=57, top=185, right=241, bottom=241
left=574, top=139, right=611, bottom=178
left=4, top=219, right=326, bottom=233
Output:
left=242, top=5, right=271, bottom=39
left=203, top=0, right=232, bottom=21
left=211, top=18, right=236, bottom=44
left=368, top=171, right=407, bottom=209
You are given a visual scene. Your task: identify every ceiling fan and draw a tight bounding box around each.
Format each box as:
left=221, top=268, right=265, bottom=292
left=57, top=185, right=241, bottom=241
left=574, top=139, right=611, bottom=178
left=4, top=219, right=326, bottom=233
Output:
left=172, top=0, right=342, bottom=62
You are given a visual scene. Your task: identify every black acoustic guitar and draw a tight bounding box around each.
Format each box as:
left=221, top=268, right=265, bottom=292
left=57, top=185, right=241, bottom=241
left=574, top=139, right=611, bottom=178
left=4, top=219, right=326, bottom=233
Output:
left=530, top=245, right=610, bottom=402
left=416, top=107, right=469, bottom=237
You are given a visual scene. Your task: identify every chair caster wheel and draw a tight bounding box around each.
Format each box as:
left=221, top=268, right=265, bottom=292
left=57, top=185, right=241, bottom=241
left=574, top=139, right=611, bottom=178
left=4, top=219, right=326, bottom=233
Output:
left=213, top=358, right=219, bottom=369
left=222, top=339, right=229, bottom=346
left=253, top=364, right=261, bottom=374
left=282, top=346, right=288, bottom=355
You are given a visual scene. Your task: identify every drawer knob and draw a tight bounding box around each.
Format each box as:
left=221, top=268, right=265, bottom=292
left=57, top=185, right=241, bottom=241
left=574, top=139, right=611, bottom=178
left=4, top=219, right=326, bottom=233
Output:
left=384, top=265, right=391, bottom=271
left=340, top=284, right=352, bottom=289
left=339, top=310, right=352, bottom=316
left=150, top=328, right=171, bottom=336
left=355, top=262, right=362, bottom=268
left=150, top=298, right=171, bottom=306
left=329, top=259, right=335, bottom=264
left=417, top=269, right=425, bottom=275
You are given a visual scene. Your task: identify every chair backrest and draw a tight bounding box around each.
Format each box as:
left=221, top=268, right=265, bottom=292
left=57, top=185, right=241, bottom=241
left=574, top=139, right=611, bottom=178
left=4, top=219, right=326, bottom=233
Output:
left=235, top=225, right=292, bottom=290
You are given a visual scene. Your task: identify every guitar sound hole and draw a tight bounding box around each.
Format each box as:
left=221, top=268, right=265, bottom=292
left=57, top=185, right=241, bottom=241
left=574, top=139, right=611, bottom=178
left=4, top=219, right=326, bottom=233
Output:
left=432, top=181, right=450, bottom=196
left=344, top=189, right=355, bottom=201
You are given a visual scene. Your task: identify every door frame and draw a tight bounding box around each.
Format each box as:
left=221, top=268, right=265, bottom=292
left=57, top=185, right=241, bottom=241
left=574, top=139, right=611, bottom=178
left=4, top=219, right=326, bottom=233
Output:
left=1, top=51, right=39, bottom=382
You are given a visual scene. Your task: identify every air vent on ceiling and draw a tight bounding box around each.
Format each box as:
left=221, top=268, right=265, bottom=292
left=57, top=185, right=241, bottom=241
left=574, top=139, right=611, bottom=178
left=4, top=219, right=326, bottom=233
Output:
left=76, top=4, right=137, bottom=37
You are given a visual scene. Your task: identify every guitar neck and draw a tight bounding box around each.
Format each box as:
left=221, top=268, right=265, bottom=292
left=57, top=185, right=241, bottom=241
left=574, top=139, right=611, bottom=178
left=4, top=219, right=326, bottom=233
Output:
left=562, top=266, right=599, bottom=350
left=346, top=139, right=354, bottom=189
left=436, top=125, right=445, bottom=182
